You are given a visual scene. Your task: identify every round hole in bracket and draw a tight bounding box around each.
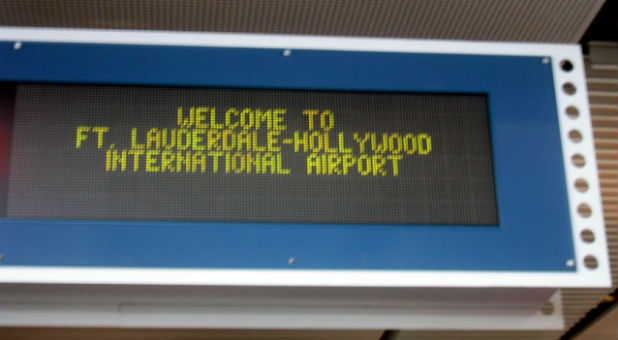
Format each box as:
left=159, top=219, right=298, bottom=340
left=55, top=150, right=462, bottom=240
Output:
left=584, top=255, right=598, bottom=269
left=566, top=106, right=579, bottom=119
left=575, top=178, right=589, bottom=192
left=569, top=129, right=583, bottom=143
left=578, top=203, right=592, bottom=218
left=580, top=229, right=595, bottom=243
left=571, top=154, right=586, bottom=167
left=563, top=82, right=577, bottom=95
left=560, top=59, right=574, bottom=72
left=540, top=301, right=555, bottom=315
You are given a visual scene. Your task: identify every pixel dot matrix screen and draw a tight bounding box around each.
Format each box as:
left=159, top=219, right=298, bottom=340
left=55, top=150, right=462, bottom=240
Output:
left=0, top=83, right=498, bottom=225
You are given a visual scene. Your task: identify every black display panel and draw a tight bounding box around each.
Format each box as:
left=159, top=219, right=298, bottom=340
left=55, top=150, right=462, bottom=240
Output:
left=3, top=84, right=498, bottom=225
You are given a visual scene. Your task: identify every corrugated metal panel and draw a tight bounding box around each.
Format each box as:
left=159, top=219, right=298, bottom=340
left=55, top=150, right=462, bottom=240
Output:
left=587, top=42, right=618, bottom=289
left=395, top=42, right=618, bottom=340
left=0, top=0, right=605, bottom=43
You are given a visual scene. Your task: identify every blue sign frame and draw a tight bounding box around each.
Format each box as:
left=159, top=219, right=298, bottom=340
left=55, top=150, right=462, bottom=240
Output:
left=0, top=42, right=575, bottom=271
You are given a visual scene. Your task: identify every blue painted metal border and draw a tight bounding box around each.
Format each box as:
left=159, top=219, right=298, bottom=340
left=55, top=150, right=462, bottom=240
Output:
left=0, top=42, right=574, bottom=271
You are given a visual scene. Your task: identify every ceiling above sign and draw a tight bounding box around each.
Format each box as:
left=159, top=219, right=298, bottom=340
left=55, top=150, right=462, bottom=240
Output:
left=0, top=0, right=606, bottom=43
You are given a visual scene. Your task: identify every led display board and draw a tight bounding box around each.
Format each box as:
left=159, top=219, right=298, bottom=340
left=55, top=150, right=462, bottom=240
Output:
left=0, top=29, right=610, bottom=289
left=3, top=84, right=496, bottom=225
